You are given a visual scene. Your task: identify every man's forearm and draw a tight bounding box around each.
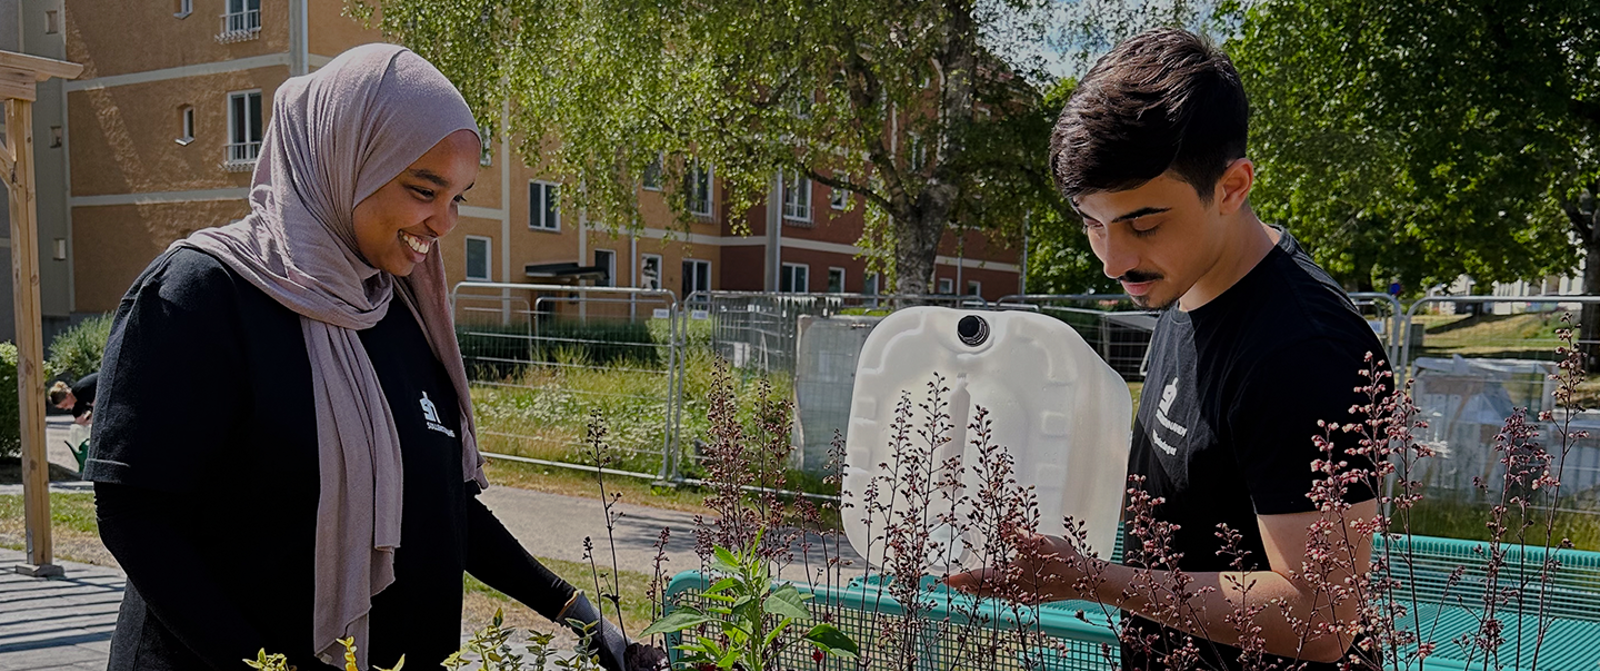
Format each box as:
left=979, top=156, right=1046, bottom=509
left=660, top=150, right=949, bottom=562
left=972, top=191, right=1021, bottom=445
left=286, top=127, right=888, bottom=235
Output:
left=1079, top=558, right=1356, bottom=663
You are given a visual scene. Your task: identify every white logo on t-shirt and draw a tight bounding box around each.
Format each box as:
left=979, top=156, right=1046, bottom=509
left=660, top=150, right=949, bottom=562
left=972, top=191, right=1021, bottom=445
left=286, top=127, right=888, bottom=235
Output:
left=1151, top=376, right=1188, bottom=455
left=420, top=392, right=456, bottom=438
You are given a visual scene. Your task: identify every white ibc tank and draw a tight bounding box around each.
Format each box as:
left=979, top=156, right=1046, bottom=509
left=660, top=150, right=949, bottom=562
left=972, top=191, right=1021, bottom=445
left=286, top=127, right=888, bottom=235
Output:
left=842, top=307, right=1132, bottom=570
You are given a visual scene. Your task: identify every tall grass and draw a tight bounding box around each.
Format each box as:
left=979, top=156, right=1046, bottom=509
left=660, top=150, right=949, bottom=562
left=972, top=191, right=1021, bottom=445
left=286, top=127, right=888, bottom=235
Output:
left=470, top=345, right=788, bottom=478
left=1403, top=494, right=1600, bottom=551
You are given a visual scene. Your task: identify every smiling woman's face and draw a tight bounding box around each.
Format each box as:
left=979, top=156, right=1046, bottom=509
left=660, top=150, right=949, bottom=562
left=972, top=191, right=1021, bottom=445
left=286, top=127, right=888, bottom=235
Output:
left=352, top=129, right=481, bottom=277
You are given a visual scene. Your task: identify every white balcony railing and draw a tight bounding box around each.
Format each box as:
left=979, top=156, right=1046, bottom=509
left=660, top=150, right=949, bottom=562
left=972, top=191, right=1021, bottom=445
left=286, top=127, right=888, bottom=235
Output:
left=217, top=9, right=261, bottom=43
left=224, top=141, right=261, bottom=171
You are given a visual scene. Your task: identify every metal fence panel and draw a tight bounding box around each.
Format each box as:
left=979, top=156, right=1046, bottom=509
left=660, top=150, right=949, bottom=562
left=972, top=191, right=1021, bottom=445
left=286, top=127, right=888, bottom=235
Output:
left=679, top=292, right=989, bottom=475
left=1399, top=297, right=1600, bottom=524
left=452, top=282, right=679, bottom=479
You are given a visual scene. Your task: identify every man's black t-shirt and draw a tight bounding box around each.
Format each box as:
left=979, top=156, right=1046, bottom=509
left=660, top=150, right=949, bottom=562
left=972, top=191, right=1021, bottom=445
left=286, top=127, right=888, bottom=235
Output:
left=1120, top=228, right=1384, bottom=671
left=85, top=248, right=573, bottom=670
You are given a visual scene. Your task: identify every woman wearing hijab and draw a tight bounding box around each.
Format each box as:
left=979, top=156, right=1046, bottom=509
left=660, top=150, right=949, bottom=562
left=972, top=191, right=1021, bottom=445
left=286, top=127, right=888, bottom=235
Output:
left=84, top=44, right=626, bottom=671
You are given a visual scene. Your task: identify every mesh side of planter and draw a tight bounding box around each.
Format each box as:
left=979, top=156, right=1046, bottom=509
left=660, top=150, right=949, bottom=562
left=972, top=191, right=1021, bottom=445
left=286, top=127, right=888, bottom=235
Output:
left=1371, top=534, right=1600, bottom=670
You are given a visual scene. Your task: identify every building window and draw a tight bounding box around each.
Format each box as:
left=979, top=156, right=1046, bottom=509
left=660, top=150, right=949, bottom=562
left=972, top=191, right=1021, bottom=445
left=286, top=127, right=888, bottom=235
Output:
left=219, top=0, right=261, bottom=42
left=225, top=90, right=262, bottom=170
left=908, top=134, right=927, bottom=173
left=682, top=259, right=711, bottom=298
left=44, top=10, right=58, bottom=34
left=781, top=170, right=811, bottom=222
left=177, top=106, right=195, bottom=146
left=479, top=132, right=492, bottom=167
left=49, top=126, right=61, bottom=148
left=827, top=267, right=845, bottom=293
left=829, top=171, right=848, bottom=210
left=688, top=161, right=713, bottom=217
left=529, top=181, right=560, bottom=231
left=966, top=280, right=981, bottom=297
left=464, top=236, right=492, bottom=281
left=642, top=153, right=663, bottom=191
left=780, top=263, right=809, bottom=293
left=937, top=277, right=954, bottom=294
left=175, top=0, right=193, bottom=18
left=788, top=90, right=812, bottom=119
left=864, top=272, right=881, bottom=296
left=594, top=249, right=616, bottom=287
left=639, top=254, right=662, bottom=290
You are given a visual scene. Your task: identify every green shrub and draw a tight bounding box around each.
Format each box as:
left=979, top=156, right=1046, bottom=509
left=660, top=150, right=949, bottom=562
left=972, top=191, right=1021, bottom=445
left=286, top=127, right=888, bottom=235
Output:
left=0, top=342, right=19, bottom=459
left=531, top=319, right=660, bottom=368
left=648, top=315, right=713, bottom=351
left=458, top=319, right=665, bottom=381
left=48, top=314, right=112, bottom=383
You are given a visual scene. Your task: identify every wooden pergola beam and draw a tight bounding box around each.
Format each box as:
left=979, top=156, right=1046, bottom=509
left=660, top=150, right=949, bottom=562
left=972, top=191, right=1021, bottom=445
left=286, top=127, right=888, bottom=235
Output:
left=7, top=50, right=82, bottom=579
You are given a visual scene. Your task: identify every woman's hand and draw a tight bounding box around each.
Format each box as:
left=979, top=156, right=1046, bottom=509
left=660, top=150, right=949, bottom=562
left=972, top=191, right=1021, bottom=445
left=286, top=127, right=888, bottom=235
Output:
left=559, top=592, right=628, bottom=671
left=944, top=533, right=1092, bottom=605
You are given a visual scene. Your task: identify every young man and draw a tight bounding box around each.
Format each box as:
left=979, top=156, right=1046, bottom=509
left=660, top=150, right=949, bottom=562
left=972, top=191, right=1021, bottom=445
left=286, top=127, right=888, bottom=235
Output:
left=948, top=29, right=1383, bottom=670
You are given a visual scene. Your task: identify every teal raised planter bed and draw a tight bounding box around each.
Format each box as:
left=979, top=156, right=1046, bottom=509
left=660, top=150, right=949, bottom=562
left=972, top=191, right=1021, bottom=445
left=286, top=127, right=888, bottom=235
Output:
left=661, top=534, right=1600, bottom=671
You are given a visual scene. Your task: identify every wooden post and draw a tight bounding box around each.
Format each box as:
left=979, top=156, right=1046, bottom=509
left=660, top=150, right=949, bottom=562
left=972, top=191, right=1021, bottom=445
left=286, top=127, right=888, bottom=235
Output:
left=0, top=51, right=84, bottom=579
left=9, top=97, right=58, bottom=578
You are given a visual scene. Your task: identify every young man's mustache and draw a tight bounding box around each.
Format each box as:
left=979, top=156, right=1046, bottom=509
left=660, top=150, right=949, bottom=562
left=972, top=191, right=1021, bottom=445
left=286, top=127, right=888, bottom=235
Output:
left=1118, top=270, right=1163, bottom=283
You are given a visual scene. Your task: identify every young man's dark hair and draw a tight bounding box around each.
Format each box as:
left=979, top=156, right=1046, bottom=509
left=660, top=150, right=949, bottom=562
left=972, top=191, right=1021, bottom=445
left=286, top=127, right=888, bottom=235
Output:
left=1050, top=28, right=1249, bottom=201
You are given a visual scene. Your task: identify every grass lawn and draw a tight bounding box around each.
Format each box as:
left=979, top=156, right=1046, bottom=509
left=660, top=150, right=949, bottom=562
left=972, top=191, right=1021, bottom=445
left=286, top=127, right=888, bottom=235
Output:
left=0, top=492, right=112, bottom=566
left=471, top=349, right=791, bottom=481
left=1411, top=312, right=1568, bottom=359
left=483, top=458, right=713, bottom=516
left=1398, top=496, right=1600, bottom=552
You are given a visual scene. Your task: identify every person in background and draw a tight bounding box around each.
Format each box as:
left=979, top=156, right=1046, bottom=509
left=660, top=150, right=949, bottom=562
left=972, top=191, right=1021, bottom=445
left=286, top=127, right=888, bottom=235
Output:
left=48, top=371, right=97, bottom=426
left=84, top=44, right=628, bottom=671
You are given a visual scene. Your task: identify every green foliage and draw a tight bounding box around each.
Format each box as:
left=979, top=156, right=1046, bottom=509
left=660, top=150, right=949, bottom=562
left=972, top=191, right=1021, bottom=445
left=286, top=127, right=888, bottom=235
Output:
left=469, top=347, right=786, bottom=477
left=48, top=314, right=112, bottom=383
left=443, top=609, right=596, bottom=671
left=0, top=492, right=98, bottom=536
left=1021, top=74, right=1120, bottom=295
left=1226, top=0, right=1596, bottom=291
left=458, top=319, right=665, bottom=380
left=0, top=343, right=18, bottom=460
left=642, top=531, right=858, bottom=670
left=350, top=0, right=1059, bottom=293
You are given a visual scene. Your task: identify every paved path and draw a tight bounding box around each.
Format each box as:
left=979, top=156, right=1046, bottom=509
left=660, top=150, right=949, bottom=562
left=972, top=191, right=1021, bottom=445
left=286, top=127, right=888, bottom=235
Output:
left=0, top=549, right=122, bottom=671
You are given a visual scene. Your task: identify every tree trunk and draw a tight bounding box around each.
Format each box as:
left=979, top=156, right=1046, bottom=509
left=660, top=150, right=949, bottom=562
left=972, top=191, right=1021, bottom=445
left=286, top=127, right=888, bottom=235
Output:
left=1565, top=183, right=1600, bottom=371
left=1581, top=239, right=1600, bottom=371
left=893, top=210, right=945, bottom=295
left=890, top=1, right=976, bottom=298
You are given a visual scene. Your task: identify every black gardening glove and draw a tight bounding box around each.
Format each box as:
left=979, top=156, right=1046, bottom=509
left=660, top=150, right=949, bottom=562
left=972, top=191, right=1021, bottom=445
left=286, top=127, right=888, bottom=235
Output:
left=560, top=593, right=628, bottom=671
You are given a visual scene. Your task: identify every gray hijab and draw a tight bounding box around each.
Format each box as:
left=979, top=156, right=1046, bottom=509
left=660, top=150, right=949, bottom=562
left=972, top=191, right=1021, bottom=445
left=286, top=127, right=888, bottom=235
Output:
left=171, top=43, right=487, bottom=668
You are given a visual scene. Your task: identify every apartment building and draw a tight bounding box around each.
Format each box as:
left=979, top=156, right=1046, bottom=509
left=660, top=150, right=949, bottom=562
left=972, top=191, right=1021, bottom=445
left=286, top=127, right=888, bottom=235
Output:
left=53, top=0, right=1021, bottom=332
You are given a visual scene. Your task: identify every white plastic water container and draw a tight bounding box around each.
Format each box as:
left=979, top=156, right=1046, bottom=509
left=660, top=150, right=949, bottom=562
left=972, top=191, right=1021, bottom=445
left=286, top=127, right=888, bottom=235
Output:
left=841, top=307, right=1132, bottom=570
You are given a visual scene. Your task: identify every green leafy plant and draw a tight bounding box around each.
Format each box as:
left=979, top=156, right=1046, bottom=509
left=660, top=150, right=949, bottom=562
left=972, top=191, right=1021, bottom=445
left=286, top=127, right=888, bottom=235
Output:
left=441, top=607, right=609, bottom=671
left=641, top=530, right=857, bottom=671
left=0, top=342, right=19, bottom=459
left=47, top=313, right=112, bottom=383
left=244, top=636, right=404, bottom=671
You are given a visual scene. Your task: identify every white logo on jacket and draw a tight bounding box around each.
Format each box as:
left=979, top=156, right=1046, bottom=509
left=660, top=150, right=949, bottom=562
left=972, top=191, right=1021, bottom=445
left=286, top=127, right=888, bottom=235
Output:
left=421, top=392, right=456, bottom=438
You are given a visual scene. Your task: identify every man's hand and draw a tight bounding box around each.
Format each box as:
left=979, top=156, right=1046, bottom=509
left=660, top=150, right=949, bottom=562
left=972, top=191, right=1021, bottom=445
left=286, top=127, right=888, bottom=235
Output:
left=944, top=533, right=1092, bottom=605
left=73, top=411, right=91, bottom=426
